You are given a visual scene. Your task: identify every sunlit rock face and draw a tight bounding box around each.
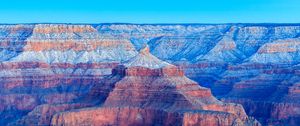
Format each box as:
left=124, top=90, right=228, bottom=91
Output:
left=98, top=24, right=300, bottom=126
left=50, top=47, right=260, bottom=126
left=0, top=24, right=136, bottom=125
left=0, top=23, right=300, bottom=126
left=11, top=24, right=137, bottom=63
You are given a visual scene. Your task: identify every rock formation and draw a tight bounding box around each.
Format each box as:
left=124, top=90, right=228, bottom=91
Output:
left=0, top=23, right=300, bottom=125
left=50, top=46, right=260, bottom=126
left=0, top=24, right=135, bottom=125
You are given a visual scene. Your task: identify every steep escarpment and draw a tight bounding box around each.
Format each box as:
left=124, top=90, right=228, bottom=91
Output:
left=11, top=24, right=137, bottom=63
left=0, top=25, right=34, bottom=61
left=50, top=46, right=259, bottom=126
left=0, top=24, right=136, bottom=125
left=208, top=38, right=300, bottom=125
left=0, top=23, right=300, bottom=125
left=104, top=24, right=300, bottom=125
left=97, top=24, right=300, bottom=125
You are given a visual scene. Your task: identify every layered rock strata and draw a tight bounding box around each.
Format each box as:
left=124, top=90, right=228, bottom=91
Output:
left=1, top=24, right=300, bottom=125
left=0, top=24, right=136, bottom=125
left=50, top=46, right=260, bottom=126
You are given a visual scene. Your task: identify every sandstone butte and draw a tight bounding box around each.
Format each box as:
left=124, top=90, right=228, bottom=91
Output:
left=48, top=46, right=261, bottom=126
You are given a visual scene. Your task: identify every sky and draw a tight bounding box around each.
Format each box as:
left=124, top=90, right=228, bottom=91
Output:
left=0, top=0, right=299, bottom=23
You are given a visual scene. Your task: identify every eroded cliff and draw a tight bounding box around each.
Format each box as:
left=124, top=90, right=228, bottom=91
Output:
left=0, top=23, right=299, bottom=125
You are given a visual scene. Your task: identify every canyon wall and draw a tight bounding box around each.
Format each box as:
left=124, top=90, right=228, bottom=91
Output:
left=0, top=23, right=299, bottom=125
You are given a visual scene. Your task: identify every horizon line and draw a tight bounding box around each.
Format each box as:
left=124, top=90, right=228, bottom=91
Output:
left=1, top=22, right=300, bottom=26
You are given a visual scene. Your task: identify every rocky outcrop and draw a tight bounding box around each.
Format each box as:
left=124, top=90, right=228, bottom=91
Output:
left=0, top=24, right=132, bottom=125
left=0, top=23, right=300, bottom=125
left=10, top=103, right=92, bottom=126
left=51, top=107, right=259, bottom=126
left=50, top=46, right=260, bottom=126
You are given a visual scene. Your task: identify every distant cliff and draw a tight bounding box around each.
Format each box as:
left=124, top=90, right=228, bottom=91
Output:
left=0, top=23, right=300, bottom=125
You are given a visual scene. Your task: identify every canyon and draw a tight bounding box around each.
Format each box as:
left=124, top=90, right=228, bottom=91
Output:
left=0, top=23, right=300, bottom=125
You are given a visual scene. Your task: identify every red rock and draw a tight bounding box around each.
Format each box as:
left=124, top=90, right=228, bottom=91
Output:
left=51, top=107, right=260, bottom=126
left=12, top=103, right=92, bottom=126
left=224, top=99, right=300, bottom=125
left=49, top=49, right=260, bottom=126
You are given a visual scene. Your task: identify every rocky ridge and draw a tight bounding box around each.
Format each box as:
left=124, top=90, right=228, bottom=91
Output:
left=50, top=46, right=260, bottom=126
left=0, top=23, right=300, bottom=125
